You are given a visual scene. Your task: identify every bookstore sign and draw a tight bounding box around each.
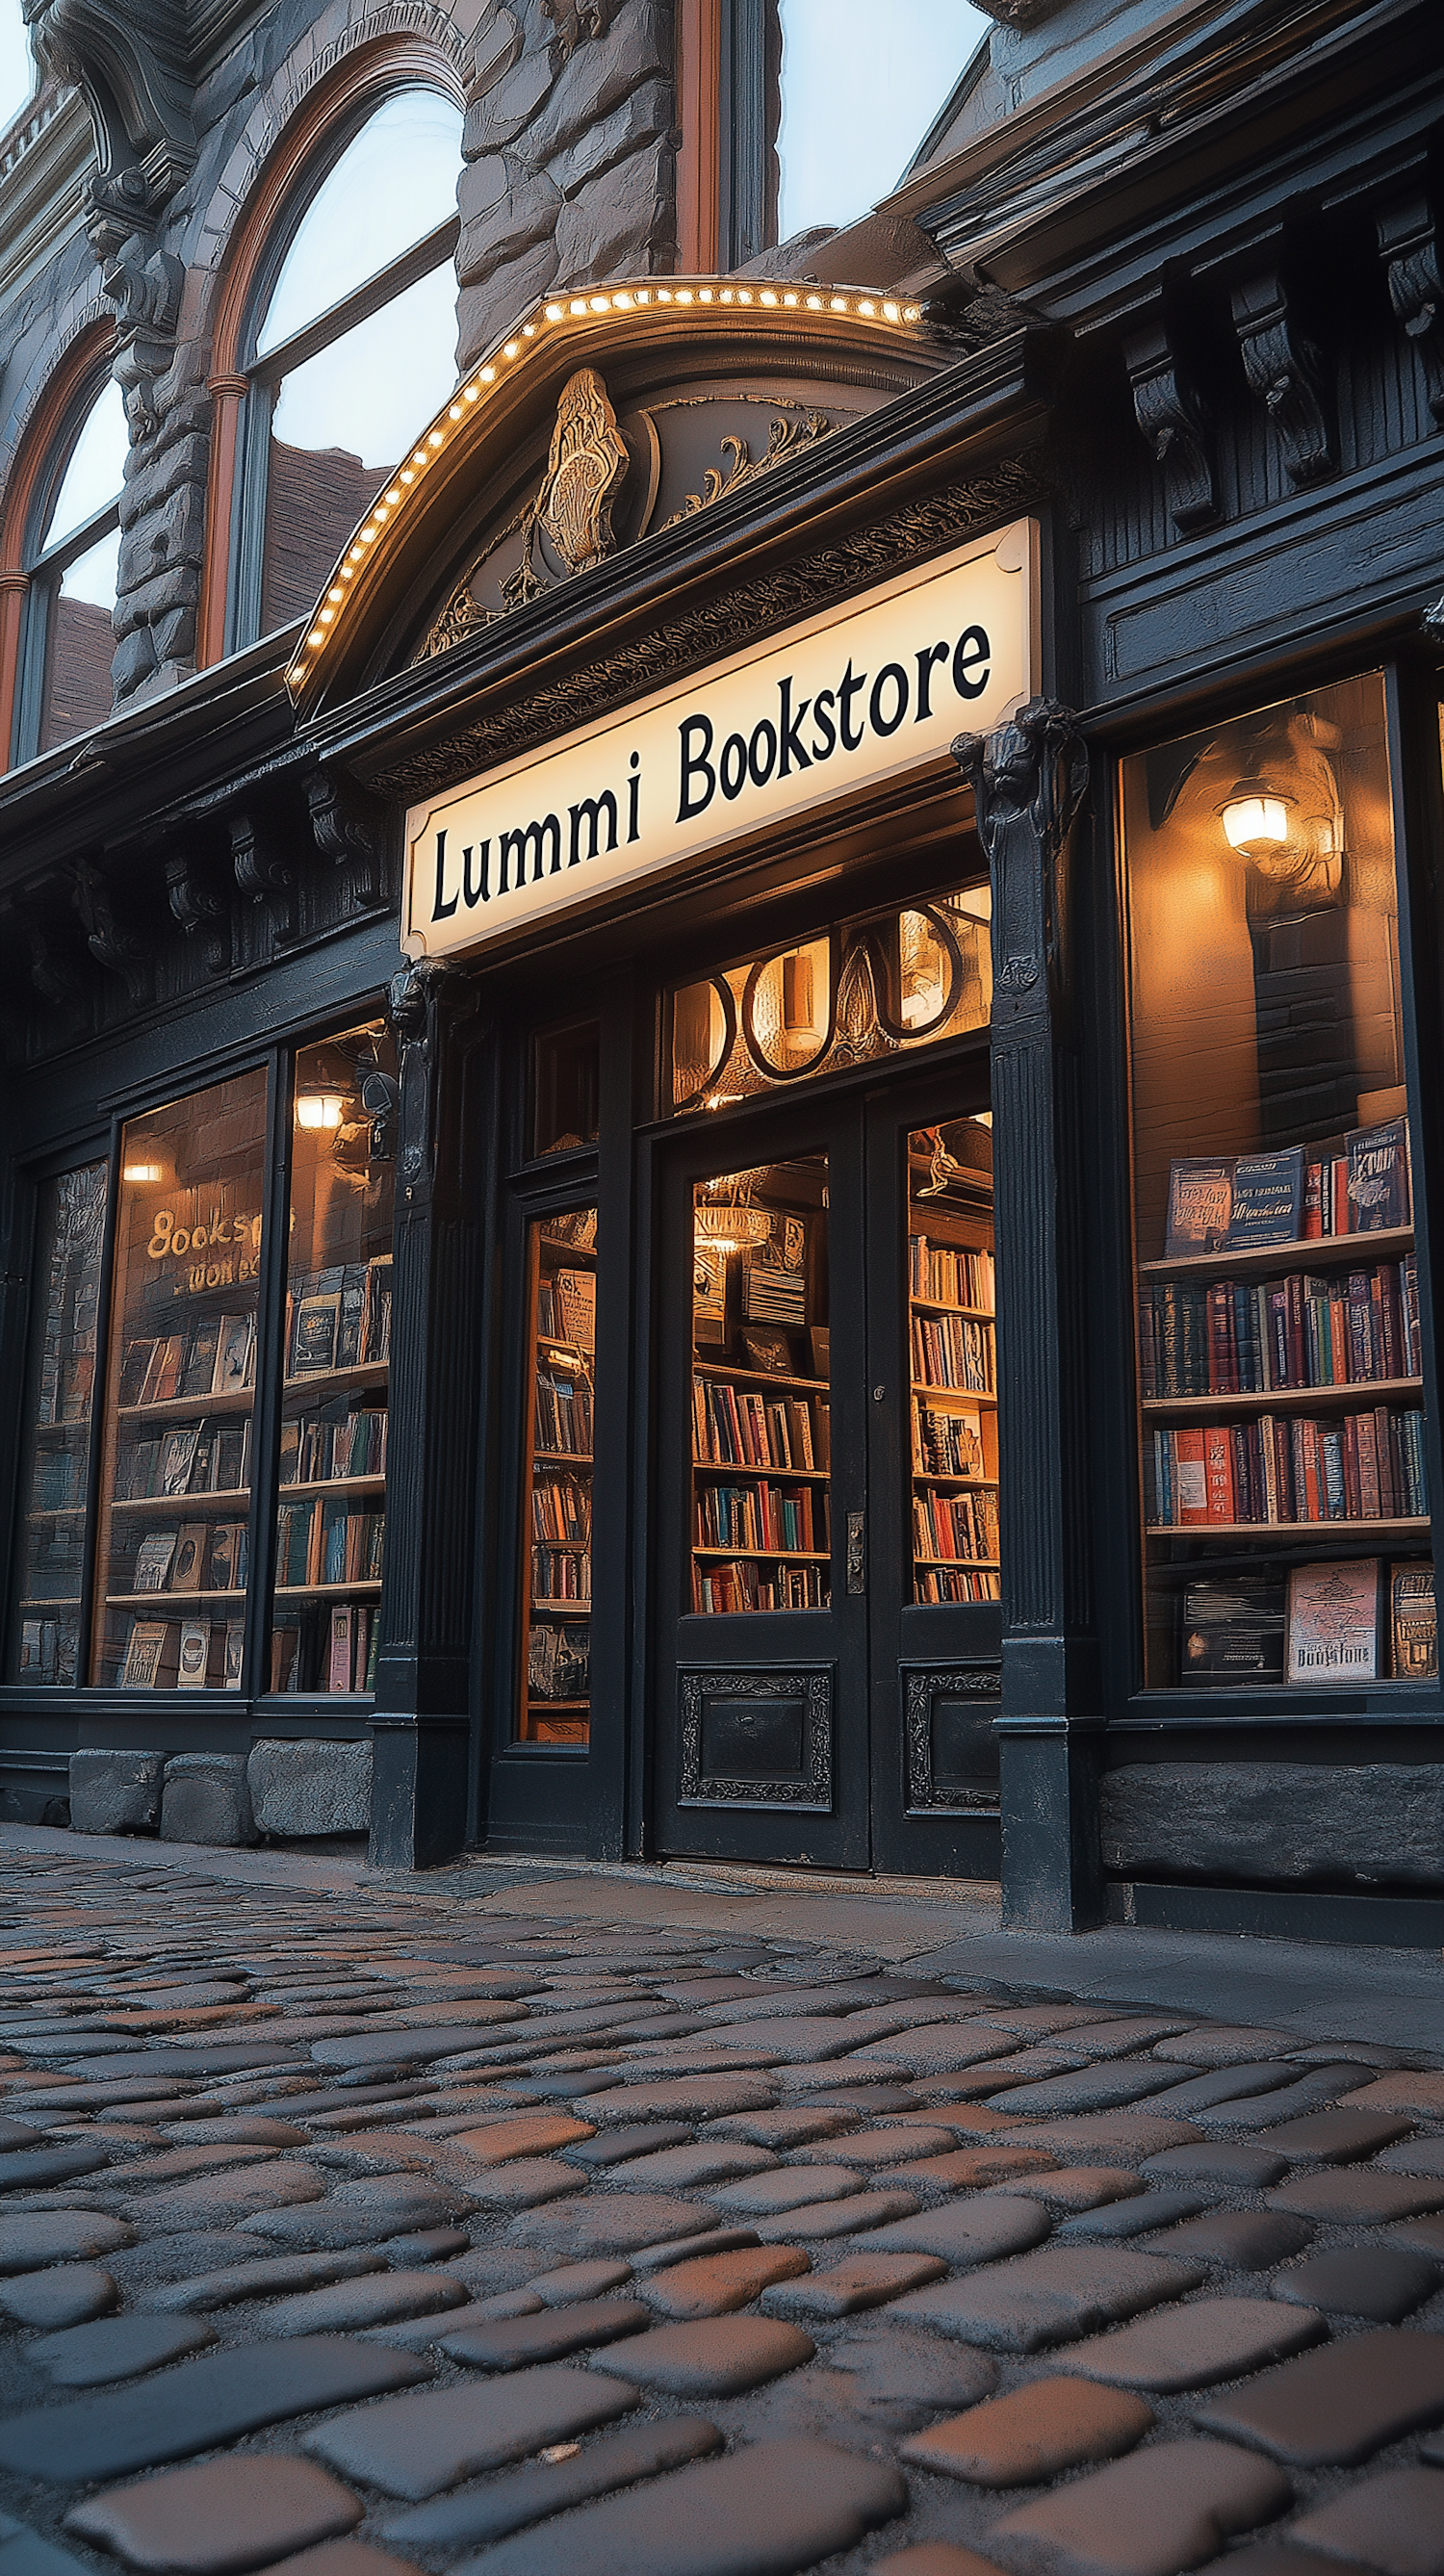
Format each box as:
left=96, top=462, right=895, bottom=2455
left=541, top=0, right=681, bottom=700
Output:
left=402, top=522, right=1037, bottom=962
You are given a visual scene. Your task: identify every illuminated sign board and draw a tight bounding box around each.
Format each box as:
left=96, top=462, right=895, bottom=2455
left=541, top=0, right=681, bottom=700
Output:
left=402, top=520, right=1036, bottom=961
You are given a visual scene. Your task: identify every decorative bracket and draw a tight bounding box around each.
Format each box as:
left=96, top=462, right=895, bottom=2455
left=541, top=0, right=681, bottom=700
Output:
left=74, top=861, right=150, bottom=1004
left=163, top=845, right=227, bottom=975
left=951, top=697, right=1089, bottom=1021
left=1230, top=270, right=1334, bottom=487
left=306, top=769, right=388, bottom=910
left=387, top=957, right=451, bottom=1196
left=229, top=809, right=292, bottom=924
left=1122, top=317, right=1219, bottom=531
left=1378, top=193, right=1444, bottom=425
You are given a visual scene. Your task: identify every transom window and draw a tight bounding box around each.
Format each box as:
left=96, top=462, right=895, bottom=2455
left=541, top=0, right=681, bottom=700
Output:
left=234, top=86, right=464, bottom=647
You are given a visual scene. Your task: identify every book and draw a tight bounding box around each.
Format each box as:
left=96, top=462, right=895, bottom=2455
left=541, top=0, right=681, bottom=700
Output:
left=180, top=1319, right=221, bottom=1399
left=1390, top=1561, right=1436, bottom=1679
left=176, top=1617, right=211, bottom=1689
left=213, top=1314, right=254, bottom=1395
left=271, top=1623, right=301, bottom=1691
left=207, top=1521, right=245, bottom=1592
left=1227, top=1147, right=1303, bottom=1249
left=132, top=1531, right=177, bottom=1592
left=328, top=1604, right=354, bottom=1691
left=168, top=1523, right=207, bottom=1592
left=1286, top=1558, right=1380, bottom=1684
left=142, top=1336, right=185, bottom=1404
left=1180, top=1574, right=1286, bottom=1685
left=293, top=1285, right=341, bottom=1375
left=158, top=1425, right=200, bottom=1497
left=216, top=1427, right=248, bottom=1492
left=1347, top=1117, right=1410, bottom=1232
left=1204, top=1425, right=1235, bottom=1522
left=120, top=1619, right=170, bottom=1687
left=336, top=1270, right=367, bottom=1371
left=119, top=1339, right=158, bottom=1405
left=554, top=1270, right=596, bottom=1353
left=1173, top=1427, right=1208, bottom=1524
left=1165, top=1158, right=1233, bottom=1256
left=222, top=1620, right=245, bottom=1690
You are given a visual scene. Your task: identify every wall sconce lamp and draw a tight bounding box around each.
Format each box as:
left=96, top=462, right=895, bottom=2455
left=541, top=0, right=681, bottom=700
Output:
left=1218, top=777, right=1294, bottom=859
left=123, top=1161, right=164, bottom=1184
left=295, top=1090, right=346, bottom=1131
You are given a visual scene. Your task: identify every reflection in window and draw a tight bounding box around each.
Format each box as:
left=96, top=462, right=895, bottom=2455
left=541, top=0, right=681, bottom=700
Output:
left=9, top=1165, right=107, bottom=1687
left=774, top=0, right=986, bottom=240
left=519, top=1209, right=597, bottom=1742
left=909, top=1123, right=998, bottom=1602
left=21, top=377, right=126, bottom=760
left=240, top=87, right=463, bottom=646
left=669, top=882, right=991, bottom=1112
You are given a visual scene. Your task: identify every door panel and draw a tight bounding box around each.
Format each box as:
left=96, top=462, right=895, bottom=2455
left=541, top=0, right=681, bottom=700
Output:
left=654, top=1105, right=868, bottom=1866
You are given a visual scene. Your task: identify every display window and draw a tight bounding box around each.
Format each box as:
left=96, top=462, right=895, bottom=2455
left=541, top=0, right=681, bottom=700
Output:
left=518, top=1206, right=597, bottom=1741
left=1125, top=670, right=1434, bottom=1689
left=271, top=1022, right=397, bottom=1695
left=9, top=1164, right=107, bottom=1686
left=908, top=1120, right=998, bottom=1604
left=92, top=1073, right=267, bottom=1691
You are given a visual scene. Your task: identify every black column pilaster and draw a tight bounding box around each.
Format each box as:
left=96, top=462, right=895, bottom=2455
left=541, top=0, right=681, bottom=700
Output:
left=369, top=956, right=485, bottom=1870
left=952, top=700, right=1102, bottom=1932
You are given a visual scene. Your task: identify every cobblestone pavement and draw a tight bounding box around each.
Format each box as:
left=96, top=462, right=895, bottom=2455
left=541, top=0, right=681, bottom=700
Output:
left=0, top=1847, right=1440, bottom=2576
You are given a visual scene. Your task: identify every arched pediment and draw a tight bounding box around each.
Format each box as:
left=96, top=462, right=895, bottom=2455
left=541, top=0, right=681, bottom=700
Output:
left=286, top=280, right=939, bottom=718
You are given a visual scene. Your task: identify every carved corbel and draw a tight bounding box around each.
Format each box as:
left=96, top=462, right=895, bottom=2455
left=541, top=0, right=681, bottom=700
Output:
left=386, top=957, right=451, bottom=1197
left=1122, top=318, right=1219, bottom=532
left=1230, top=270, right=1333, bottom=487
left=74, top=862, right=151, bottom=1004
left=306, top=770, right=389, bottom=911
left=950, top=698, right=1089, bottom=1019
left=28, top=922, right=87, bottom=1008
left=163, top=846, right=228, bottom=974
left=229, top=810, right=294, bottom=944
left=1378, top=193, right=1444, bottom=425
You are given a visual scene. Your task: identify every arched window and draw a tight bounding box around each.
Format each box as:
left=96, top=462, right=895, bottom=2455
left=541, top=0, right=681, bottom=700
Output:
left=232, top=86, right=464, bottom=648
left=15, top=375, right=126, bottom=760
left=0, top=0, right=35, bottom=134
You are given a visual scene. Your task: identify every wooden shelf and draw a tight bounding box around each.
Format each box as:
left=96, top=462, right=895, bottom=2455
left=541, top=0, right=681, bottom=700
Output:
left=17, top=1599, right=80, bottom=1613
left=526, top=1697, right=589, bottom=1710
left=107, top=1587, right=245, bottom=1607
left=914, top=1554, right=1000, bottom=1569
left=1147, top=1518, right=1429, bottom=1541
left=910, top=1298, right=995, bottom=1321
left=110, top=1489, right=249, bottom=1513
left=274, top=1580, right=383, bottom=1598
left=529, top=1535, right=590, bottom=1551
left=693, top=1545, right=830, bottom=1561
left=913, top=1471, right=999, bottom=1488
left=530, top=1600, right=591, bottom=1613
left=534, top=1449, right=594, bottom=1465
left=278, top=1475, right=385, bottom=1500
left=912, top=1381, right=996, bottom=1407
left=693, top=1459, right=829, bottom=1480
left=1144, top=1379, right=1423, bottom=1417
left=118, top=1388, right=254, bottom=1423
left=694, top=1362, right=828, bottom=1393
left=284, top=1363, right=388, bottom=1399
left=22, top=1506, right=85, bottom=1521
left=1139, top=1226, right=1413, bottom=1280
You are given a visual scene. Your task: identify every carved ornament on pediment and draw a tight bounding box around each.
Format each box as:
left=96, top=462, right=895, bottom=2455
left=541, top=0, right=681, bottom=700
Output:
left=659, top=409, right=832, bottom=529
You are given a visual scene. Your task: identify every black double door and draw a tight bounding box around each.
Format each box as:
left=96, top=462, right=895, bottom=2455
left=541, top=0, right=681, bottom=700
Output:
left=652, top=1066, right=1002, bottom=1879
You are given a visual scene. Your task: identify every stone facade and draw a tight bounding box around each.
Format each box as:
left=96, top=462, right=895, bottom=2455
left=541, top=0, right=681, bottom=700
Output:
left=1102, top=1764, right=1444, bottom=1892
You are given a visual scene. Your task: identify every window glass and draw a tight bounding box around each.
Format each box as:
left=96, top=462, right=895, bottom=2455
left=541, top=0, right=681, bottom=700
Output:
left=1127, top=671, right=1433, bottom=1690
left=775, top=0, right=986, bottom=239
left=533, top=1023, right=601, bottom=1157
left=41, top=382, right=126, bottom=554
left=10, top=1165, right=106, bottom=1687
left=0, top=2, right=33, bottom=132
left=256, top=90, right=463, bottom=358
left=669, top=880, right=991, bottom=1113
left=691, top=1158, right=831, bottom=1612
left=909, top=1121, right=998, bottom=1602
left=92, top=1073, right=268, bottom=1692
left=39, top=526, right=120, bottom=755
left=272, top=1023, right=396, bottom=1696
left=520, top=1208, right=597, bottom=1741
left=260, top=264, right=458, bottom=633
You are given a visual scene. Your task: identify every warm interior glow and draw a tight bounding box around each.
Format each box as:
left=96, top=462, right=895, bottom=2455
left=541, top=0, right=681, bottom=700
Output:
left=122, top=1162, right=163, bottom=1184
left=295, top=1091, right=346, bottom=1130
left=1220, top=790, right=1291, bottom=856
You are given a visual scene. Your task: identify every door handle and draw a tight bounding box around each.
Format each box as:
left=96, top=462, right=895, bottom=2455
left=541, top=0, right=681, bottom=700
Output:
left=846, top=1510, right=865, bottom=1596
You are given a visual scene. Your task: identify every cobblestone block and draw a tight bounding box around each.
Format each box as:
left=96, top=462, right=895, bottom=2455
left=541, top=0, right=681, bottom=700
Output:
left=505, top=2191, right=715, bottom=2256
left=761, top=2251, right=944, bottom=2317
left=829, top=2326, right=997, bottom=2425
left=1056, top=2296, right=1328, bottom=2391
left=64, top=2455, right=363, bottom=2572
left=989, top=2436, right=1292, bottom=2576
left=529, top=2258, right=633, bottom=2304
left=1142, top=2144, right=1288, bottom=2189
left=705, top=2109, right=856, bottom=2149
left=1337, top=2074, right=1444, bottom=2121
left=571, top=2077, right=778, bottom=2122
left=592, top=2314, right=813, bottom=2394
left=1059, top=2193, right=1207, bottom=2242
left=1271, top=2246, right=1438, bottom=2321
left=638, top=2245, right=809, bottom=2316
left=998, top=2116, right=1202, bottom=2161
left=304, top=2362, right=639, bottom=2498
left=1254, top=2107, right=1414, bottom=2161
left=755, top=2186, right=920, bottom=2240
left=378, top=2416, right=725, bottom=2549
left=1143, top=2211, right=1314, bottom=2270
left=32, top=2312, right=217, bottom=2384
left=1195, top=2329, right=1444, bottom=2464
left=996, top=2169, right=1141, bottom=2213
left=1153, top=2030, right=1297, bottom=2066
left=442, top=2295, right=650, bottom=2368
left=265, top=2271, right=468, bottom=2336
left=1376, top=2136, right=1444, bottom=2178
left=0, top=2263, right=117, bottom=2326
left=864, top=2195, right=1053, bottom=2266
left=1267, top=2171, right=1444, bottom=2226
left=563, top=2124, right=692, bottom=2166
left=0, top=2211, right=135, bottom=2273
left=986, top=2067, right=1193, bottom=2117
left=893, top=2247, right=1205, bottom=2353
left=1288, top=2465, right=1444, bottom=2574
left=143, top=2251, right=386, bottom=2312
left=902, top=2378, right=1154, bottom=2486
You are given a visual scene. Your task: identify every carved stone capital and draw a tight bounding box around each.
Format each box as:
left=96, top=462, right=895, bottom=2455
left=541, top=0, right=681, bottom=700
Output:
left=1230, top=270, right=1333, bottom=487
left=1122, top=317, right=1218, bottom=532
left=1378, top=193, right=1444, bottom=425
left=951, top=697, right=1088, bottom=1019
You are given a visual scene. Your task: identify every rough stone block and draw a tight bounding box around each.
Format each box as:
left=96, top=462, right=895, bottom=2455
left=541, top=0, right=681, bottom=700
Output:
left=69, top=1750, right=168, bottom=1836
left=160, top=1755, right=257, bottom=1847
left=1102, top=1761, right=1444, bottom=1887
left=246, top=1740, right=373, bottom=1838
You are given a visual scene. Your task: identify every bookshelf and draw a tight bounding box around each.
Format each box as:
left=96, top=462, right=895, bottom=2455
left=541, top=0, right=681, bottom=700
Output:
left=518, top=1210, right=596, bottom=1743
left=689, top=1157, right=832, bottom=1616
left=908, top=1124, right=999, bottom=1606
